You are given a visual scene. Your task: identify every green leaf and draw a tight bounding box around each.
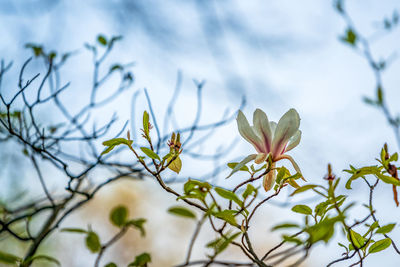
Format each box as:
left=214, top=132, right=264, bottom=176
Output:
left=214, top=210, right=237, bottom=226
left=282, top=235, right=303, bottom=245
left=271, top=223, right=299, bottom=231
left=242, top=184, right=257, bottom=199
left=389, top=152, right=398, bottom=162
left=341, top=28, right=357, bottom=46
left=23, top=255, right=60, bottom=266
left=376, top=223, right=396, bottom=234
left=101, top=145, right=115, bottom=155
left=86, top=231, right=101, bottom=253
left=128, top=253, right=151, bottom=267
left=291, top=205, right=312, bottom=215
left=290, top=184, right=319, bottom=196
left=227, top=162, right=249, bottom=172
left=206, top=232, right=241, bottom=255
left=345, top=166, right=381, bottom=189
left=104, top=263, right=118, bottom=267
left=376, top=173, right=400, bottom=186
left=61, top=228, right=88, bottom=234
left=140, top=147, right=160, bottom=161
left=226, top=154, right=256, bottom=178
left=214, top=187, right=242, bottom=206
left=0, top=251, right=21, bottom=265
left=126, top=218, right=146, bottom=236
left=102, top=138, right=132, bottom=147
left=368, top=238, right=392, bottom=253
left=97, top=35, right=108, bottom=46
left=168, top=156, right=182, bottom=174
left=348, top=230, right=364, bottom=249
left=110, top=205, right=129, bottom=227
left=143, top=111, right=150, bottom=136
left=168, top=206, right=196, bottom=219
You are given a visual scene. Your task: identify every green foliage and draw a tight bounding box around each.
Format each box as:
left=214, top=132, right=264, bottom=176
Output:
left=242, top=184, right=258, bottom=200
left=104, top=263, right=118, bottom=267
left=86, top=231, right=101, bottom=253
left=226, top=154, right=256, bottom=178
left=167, top=156, right=182, bottom=174
left=214, top=187, right=243, bottom=207
left=23, top=255, right=61, bottom=266
left=179, top=179, right=211, bottom=201
left=376, top=223, right=396, bottom=234
left=290, top=184, right=319, bottom=196
left=142, top=111, right=150, bottom=138
left=97, top=35, right=108, bottom=46
left=101, top=138, right=133, bottom=155
left=306, top=216, right=343, bottom=244
left=110, top=205, right=129, bottom=227
left=368, top=238, right=392, bottom=253
left=344, top=165, right=400, bottom=189
left=128, top=253, right=151, bottom=267
left=140, top=147, right=160, bottom=161
left=341, top=28, right=357, bottom=46
left=168, top=206, right=196, bottom=219
left=0, top=251, right=21, bottom=265
left=126, top=219, right=146, bottom=236
left=214, top=210, right=237, bottom=226
left=291, top=205, right=312, bottom=215
left=227, top=162, right=249, bottom=172
left=61, top=228, right=88, bottom=234
left=347, top=230, right=365, bottom=249
left=271, top=223, right=299, bottom=231
left=206, top=232, right=241, bottom=256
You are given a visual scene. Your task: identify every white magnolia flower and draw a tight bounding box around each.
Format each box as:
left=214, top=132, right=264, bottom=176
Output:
left=236, top=108, right=302, bottom=191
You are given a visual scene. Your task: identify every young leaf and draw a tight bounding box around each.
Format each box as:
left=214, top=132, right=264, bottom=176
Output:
left=214, top=210, right=237, bottom=226
left=291, top=205, right=312, bottom=215
left=128, top=253, right=151, bottom=267
left=143, top=111, right=150, bottom=136
left=86, top=231, right=101, bottom=253
left=226, top=154, right=256, bottom=178
left=140, top=147, right=160, bottom=161
left=242, top=184, right=257, bottom=199
left=271, top=223, right=299, bottom=231
left=214, top=187, right=242, bottom=206
left=227, top=162, right=249, bottom=172
left=168, top=206, right=196, bottom=219
left=126, top=218, right=147, bottom=236
left=104, top=263, right=118, bottom=267
left=23, top=255, right=60, bottom=266
left=0, top=251, right=21, bottom=265
left=61, top=228, right=87, bottom=234
left=168, top=156, right=182, bottom=174
left=348, top=230, right=364, bottom=249
left=110, top=205, right=129, bottom=227
left=368, top=238, right=392, bottom=253
left=97, top=35, right=107, bottom=46
left=376, top=223, right=396, bottom=234
left=290, top=184, right=319, bottom=196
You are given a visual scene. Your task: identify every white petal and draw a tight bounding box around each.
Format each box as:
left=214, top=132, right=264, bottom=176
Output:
left=285, top=130, right=301, bottom=152
left=237, top=110, right=264, bottom=152
left=271, top=109, right=300, bottom=158
left=253, top=109, right=273, bottom=153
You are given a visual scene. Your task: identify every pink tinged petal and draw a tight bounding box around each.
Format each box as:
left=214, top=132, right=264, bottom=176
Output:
left=263, top=163, right=276, bottom=192
left=253, top=109, right=273, bottom=153
left=237, top=110, right=264, bottom=153
left=285, top=130, right=301, bottom=152
left=271, top=109, right=300, bottom=158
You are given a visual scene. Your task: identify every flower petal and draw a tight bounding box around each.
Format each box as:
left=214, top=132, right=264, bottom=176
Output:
left=263, top=163, right=276, bottom=192
left=253, top=109, right=273, bottom=153
left=271, top=109, right=300, bottom=157
left=237, top=110, right=263, bottom=152
left=285, top=130, right=301, bottom=152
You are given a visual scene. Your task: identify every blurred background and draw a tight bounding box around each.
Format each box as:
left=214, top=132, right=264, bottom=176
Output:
left=1, top=0, right=400, bottom=266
